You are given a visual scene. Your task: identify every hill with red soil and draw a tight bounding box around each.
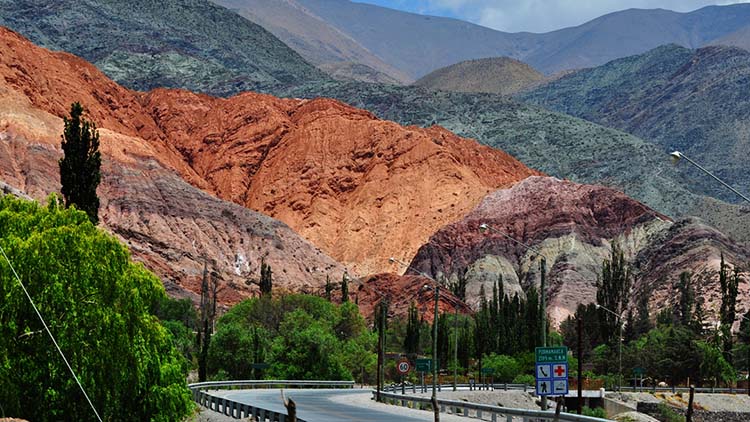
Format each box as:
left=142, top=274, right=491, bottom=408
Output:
left=0, top=27, right=537, bottom=309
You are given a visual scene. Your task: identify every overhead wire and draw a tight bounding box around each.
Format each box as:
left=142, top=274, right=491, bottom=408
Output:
left=0, top=244, right=103, bottom=422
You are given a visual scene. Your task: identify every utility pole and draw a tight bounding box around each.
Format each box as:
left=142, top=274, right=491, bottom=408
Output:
left=577, top=316, right=583, bottom=414
left=432, top=285, right=440, bottom=422
left=453, top=307, right=458, bottom=392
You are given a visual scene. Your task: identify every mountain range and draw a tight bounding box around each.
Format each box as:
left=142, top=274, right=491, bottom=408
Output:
left=1, top=0, right=749, bottom=322
left=522, top=44, right=750, bottom=207
left=228, top=0, right=750, bottom=80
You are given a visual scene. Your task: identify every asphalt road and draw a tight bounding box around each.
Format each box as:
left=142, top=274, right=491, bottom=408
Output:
left=212, top=388, right=434, bottom=421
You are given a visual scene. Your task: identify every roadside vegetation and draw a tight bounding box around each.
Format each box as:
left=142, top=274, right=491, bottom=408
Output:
left=0, top=194, right=194, bottom=421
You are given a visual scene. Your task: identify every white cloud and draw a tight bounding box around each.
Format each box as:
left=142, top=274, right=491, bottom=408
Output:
left=411, top=0, right=750, bottom=33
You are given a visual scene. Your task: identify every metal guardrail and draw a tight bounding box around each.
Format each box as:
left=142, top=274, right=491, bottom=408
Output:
left=376, top=391, right=614, bottom=422
left=383, top=383, right=534, bottom=393
left=188, top=380, right=355, bottom=421
left=616, top=385, right=748, bottom=394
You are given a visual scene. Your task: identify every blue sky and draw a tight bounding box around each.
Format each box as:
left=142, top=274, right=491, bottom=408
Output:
left=354, top=1, right=750, bottom=33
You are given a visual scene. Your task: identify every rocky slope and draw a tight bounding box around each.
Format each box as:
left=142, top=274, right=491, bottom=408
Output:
left=414, top=57, right=544, bottom=95
left=212, top=0, right=410, bottom=84
left=0, top=0, right=329, bottom=96
left=0, top=26, right=344, bottom=304
left=3, top=0, right=749, bottom=247
left=522, top=44, right=750, bottom=206
left=0, top=27, right=539, bottom=302
left=137, top=86, right=539, bottom=275
left=351, top=273, right=471, bottom=321
left=409, top=177, right=750, bottom=325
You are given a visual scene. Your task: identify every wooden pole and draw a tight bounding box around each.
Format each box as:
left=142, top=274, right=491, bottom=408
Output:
left=686, top=385, right=695, bottom=422
left=577, top=317, right=583, bottom=414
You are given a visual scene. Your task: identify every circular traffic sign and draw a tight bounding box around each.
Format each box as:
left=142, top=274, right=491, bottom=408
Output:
left=397, top=358, right=411, bottom=374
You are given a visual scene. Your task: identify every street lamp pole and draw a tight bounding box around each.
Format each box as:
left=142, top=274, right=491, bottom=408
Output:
left=596, top=303, right=623, bottom=392
left=390, top=257, right=441, bottom=422
left=742, top=314, right=750, bottom=397
left=670, top=151, right=750, bottom=205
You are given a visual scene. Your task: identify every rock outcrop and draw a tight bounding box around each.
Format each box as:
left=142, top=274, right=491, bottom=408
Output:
left=409, top=176, right=750, bottom=325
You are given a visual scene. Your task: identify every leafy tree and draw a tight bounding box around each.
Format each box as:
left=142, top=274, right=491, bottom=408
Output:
left=0, top=195, right=192, bottom=421
left=59, top=102, right=101, bottom=224
left=696, top=341, right=735, bottom=386
left=595, top=245, right=632, bottom=347
left=483, top=354, right=522, bottom=382
left=633, top=292, right=652, bottom=338
left=404, top=301, right=421, bottom=355
left=719, top=254, right=739, bottom=363
left=197, top=262, right=218, bottom=382
left=676, top=272, right=694, bottom=327
left=207, top=294, right=374, bottom=381
left=623, top=309, right=637, bottom=344
left=448, top=268, right=468, bottom=301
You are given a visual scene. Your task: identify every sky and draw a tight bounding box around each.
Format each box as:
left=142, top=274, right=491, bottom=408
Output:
left=355, top=0, right=750, bottom=33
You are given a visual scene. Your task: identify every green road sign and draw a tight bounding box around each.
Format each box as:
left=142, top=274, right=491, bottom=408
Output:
left=416, top=358, right=431, bottom=372
left=481, top=367, right=495, bottom=374
left=252, top=362, right=270, bottom=369
left=633, top=367, right=645, bottom=375
left=535, top=346, right=568, bottom=363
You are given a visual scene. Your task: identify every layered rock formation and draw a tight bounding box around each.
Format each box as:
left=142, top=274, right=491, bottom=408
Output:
left=0, top=27, right=343, bottom=304
left=0, top=27, right=536, bottom=312
left=138, top=89, right=540, bottom=274
left=410, top=177, right=750, bottom=325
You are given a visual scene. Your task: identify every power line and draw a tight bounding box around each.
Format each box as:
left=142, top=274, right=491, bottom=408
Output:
left=0, top=244, right=103, bottom=422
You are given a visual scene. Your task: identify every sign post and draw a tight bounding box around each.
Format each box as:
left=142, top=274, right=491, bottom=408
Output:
left=535, top=346, right=568, bottom=398
left=397, top=358, right=411, bottom=394
left=416, top=358, right=431, bottom=393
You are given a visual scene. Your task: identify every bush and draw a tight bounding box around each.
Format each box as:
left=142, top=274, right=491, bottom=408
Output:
left=483, top=354, right=522, bottom=382
left=582, top=406, right=607, bottom=418
left=512, top=374, right=535, bottom=385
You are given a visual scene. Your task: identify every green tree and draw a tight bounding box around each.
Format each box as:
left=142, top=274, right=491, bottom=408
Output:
left=634, top=292, right=652, bottom=338
left=483, top=354, right=522, bottom=382
left=719, top=254, right=739, bottom=363
left=676, top=271, right=695, bottom=327
left=59, top=102, right=101, bottom=224
left=448, top=268, right=468, bottom=301
left=0, top=195, right=192, bottom=421
left=596, top=245, right=632, bottom=346
left=404, top=301, right=421, bottom=355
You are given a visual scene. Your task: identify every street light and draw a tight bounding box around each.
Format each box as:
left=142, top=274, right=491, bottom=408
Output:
left=596, top=303, right=623, bottom=392
left=742, top=314, right=750, bottom=397
left=670, top=151, right=750, bottom=205
left=390, top=257, right=441, bottom=422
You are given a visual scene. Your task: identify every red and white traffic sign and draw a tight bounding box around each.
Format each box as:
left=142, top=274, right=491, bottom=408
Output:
left=397, top=358, right=411, bottom=375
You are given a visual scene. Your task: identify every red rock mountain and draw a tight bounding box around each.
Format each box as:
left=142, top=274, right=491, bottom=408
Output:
left=409, top=176, right=750, bottom=325
left=0, top=27, right=538, bottom=310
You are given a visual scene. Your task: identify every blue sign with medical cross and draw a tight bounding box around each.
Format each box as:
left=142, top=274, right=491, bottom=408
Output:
left=535, top=346, right=568, bottom=396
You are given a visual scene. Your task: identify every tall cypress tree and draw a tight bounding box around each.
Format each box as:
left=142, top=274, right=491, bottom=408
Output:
left=341, top=273, right=349, bottom=303
left=59, top=102, right=101, bottom=224
left=404, top=301, right=421, bottom=355
left=719, top=254, right=739, bottom=363
left=596, top=245, right=632, bottom=346
left=260, top=258, right=273, bottom=296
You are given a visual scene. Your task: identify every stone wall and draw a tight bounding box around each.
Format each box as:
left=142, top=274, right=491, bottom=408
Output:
left=637, top=402, right=750, bottom=422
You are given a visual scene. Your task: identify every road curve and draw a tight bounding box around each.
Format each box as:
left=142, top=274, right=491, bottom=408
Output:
left=211, top=388, right=438, bottom=421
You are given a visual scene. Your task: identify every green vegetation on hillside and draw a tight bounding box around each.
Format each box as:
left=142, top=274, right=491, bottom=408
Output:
left=0, top=0, right=329, bottom=96
left=0, top=194, right=192, bottom=421
left=523, top=44, right=750, bottom=206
